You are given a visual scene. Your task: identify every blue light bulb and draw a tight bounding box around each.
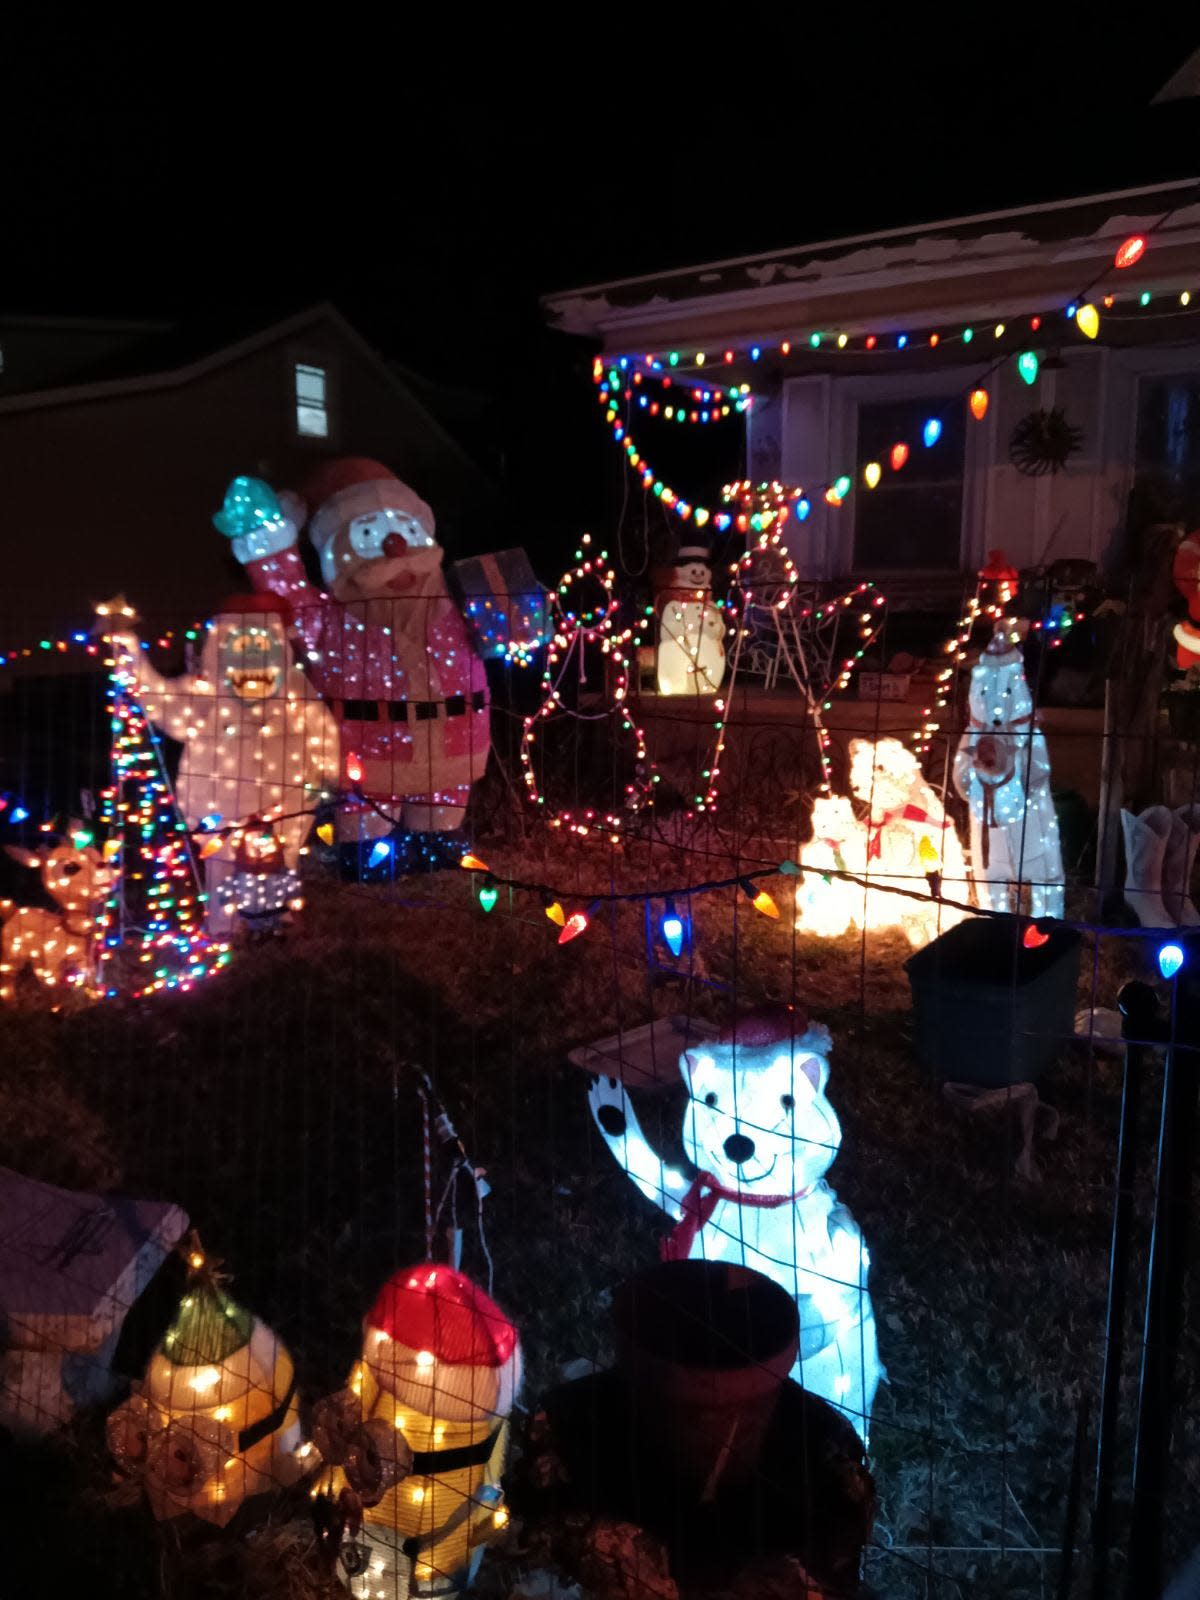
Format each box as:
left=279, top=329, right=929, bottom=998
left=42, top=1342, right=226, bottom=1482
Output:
left=795, top=498, right=811, bottom=522
left=1158, top=942, right=1184, bottom=980
left=897, top=334, right=908, bottom=349
left=923, top=417, right=943, bottom=447
left=660, top=902, right=686, bottom=957
left=10, top=806, right=29, bottom=823
left=368, top=840, right=392, bottom=867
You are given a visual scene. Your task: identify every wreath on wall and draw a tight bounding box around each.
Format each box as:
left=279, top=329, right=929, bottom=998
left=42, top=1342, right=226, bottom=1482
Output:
left=1009, top=407, right=1084, bottom=476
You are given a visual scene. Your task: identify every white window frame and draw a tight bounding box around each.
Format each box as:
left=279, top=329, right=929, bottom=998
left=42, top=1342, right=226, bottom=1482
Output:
left=294, top=360, right=330, bottom=440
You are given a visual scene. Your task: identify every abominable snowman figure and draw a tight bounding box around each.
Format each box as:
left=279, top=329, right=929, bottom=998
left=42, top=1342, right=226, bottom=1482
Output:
left=953, top=622, right=1064, bottom=918
left=215, top=460, right=490, bottom=847
left=113, top=595, right=339, bottom=931
left=588, top=1006, right=881, bottom=1439
left=654, top=545, right=726, bottom=695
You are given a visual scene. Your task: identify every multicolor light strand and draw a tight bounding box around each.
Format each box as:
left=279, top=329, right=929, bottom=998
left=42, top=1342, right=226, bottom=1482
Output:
left=519, top=535, right=656, bottom=840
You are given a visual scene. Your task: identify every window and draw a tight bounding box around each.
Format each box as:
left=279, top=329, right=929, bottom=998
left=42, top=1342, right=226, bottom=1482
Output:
left=295, top=362, right=329, bottom=438
left=853, top=394, right=965, bottom=571
left=1135, top=372, right=1200, bottom=526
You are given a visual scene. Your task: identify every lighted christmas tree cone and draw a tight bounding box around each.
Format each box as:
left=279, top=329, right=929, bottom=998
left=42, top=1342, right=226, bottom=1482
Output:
left=106, top=1239, right=306, bottom=1527
left=316, top=1264, right=521, bottom=1599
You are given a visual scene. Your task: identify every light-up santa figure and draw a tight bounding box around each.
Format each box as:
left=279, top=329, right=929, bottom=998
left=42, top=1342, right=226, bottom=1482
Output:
left=953, top=621, right=1064, bottom=918
left=654, top=545, right=726, bottom=695
left=214, top=461, right=491, bottom=846
left=111, top=594, right=339, bottom=930
left=314, top=1263, right=521, bottom=1599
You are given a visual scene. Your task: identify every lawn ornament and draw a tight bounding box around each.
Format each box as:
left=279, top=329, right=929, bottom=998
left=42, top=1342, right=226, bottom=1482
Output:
left=654, top=547, right=725, bottom=695
left=314, top=1263, right=520, bottom=1598
left=588, top=1005, right=881, bottom=1440
left=1, top=837, right=112, bottom=1000
left=215, top=461, right=490, bottom=843
left=953, top=622, right=1064, bottom=918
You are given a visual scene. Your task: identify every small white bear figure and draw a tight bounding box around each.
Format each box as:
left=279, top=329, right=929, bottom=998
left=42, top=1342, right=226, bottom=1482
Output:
left=588, top=1005, right=882, bottom=1439
left=654, top=546, right=726, bottom=696
left=846, top=736, right=969, bottom=945
left=952, top=623, right=1064, bottom=918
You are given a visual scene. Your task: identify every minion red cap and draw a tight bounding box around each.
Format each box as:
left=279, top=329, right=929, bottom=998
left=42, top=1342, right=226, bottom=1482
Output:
left=367, top=1263, right=517, bottom=1367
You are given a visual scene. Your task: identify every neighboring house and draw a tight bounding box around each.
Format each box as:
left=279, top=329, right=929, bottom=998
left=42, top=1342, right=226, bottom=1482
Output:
left=543, top=179, right=1200, bottom=606
left=0, top=304, right=496, bottom=637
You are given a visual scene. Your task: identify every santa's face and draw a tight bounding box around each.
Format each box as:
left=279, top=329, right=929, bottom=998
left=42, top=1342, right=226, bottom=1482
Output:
left=217, top=621, right=286, bottom=700
left=322, top=507, right=440, bottom=603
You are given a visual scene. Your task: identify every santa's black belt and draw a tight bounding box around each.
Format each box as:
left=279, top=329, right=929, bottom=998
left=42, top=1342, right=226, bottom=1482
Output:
left=409, top=1425, right=501, bottom=1476
left=337, top=692, right=486, bottom=724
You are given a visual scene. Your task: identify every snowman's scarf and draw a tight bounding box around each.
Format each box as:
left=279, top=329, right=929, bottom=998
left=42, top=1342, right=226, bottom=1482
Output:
left=661, top=1172, right=812, bottom=1262
left=866, top=803, right=933, bottom=862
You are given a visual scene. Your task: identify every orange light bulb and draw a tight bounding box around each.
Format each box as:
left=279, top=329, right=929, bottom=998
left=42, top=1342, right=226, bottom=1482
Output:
left=969, top=388, right=989, bottom=421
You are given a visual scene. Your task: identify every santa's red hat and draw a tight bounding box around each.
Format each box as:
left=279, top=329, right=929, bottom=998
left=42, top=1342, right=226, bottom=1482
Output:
left=715, top=1002, right=832, bottom=1064
left=367, top=1264, right=517, bottom=1367
left=298, top=457, right=435, bottom=558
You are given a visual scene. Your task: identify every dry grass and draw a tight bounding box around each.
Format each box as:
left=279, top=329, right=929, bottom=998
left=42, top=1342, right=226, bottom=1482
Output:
left=0, top=802, right=1196, bottom=1599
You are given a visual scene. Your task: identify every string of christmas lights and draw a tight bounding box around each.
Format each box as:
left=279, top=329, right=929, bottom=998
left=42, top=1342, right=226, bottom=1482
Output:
left=519, top=535, right=657, bottom=840
left=94, top=641, right=231, bottom=999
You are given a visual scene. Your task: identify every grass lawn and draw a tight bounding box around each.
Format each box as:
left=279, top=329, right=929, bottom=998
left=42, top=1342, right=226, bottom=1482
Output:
left=0, top=809, right=1196, bottom=1599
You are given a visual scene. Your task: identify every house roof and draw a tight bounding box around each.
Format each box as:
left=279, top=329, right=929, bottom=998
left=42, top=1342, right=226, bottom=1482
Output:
left=543, top=178, right=1200, bottom=355
left=0, top=302, right=487, bottom=480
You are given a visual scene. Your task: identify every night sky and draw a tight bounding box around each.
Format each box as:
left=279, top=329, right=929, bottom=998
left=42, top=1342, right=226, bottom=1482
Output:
left=3, top=29, right=1198, bottom=564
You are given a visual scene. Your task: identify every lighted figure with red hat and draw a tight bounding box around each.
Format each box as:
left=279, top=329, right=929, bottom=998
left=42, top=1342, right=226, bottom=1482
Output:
left=213, top=462, right=491, bottom=849
left=109, top=587, right=339, bottom=930
left=313, top=1263, right=521, bottom=1598
left=588, top=1005, right=882, bottom=1440
left=221, top=817, right=303, bottom=934
left=952, top=619, right=1064, bottom=918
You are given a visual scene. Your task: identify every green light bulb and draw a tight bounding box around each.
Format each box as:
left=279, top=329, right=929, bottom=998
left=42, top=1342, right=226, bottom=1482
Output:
left=1017, top=351, right=1039, bottom=386
left=478, top=880, right=499, bottom=913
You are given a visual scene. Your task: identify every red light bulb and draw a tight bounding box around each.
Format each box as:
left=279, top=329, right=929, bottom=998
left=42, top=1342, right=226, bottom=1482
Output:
left=890, top=442, right=910, bottom=471
left=1114, top=235, right=1146, bottom=270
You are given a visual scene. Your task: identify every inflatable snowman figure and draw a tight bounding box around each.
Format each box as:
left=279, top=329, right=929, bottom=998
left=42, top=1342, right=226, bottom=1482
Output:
left=112, top=593, right=339, bottom=929
left=214, top=461, right=491, bottom=846
left=953, top=622, right=1064, bottom=918
left=654, top=546, right=726, bottom=695
left=588, top=1005, right=881, bottom=1440
left=314, top=1263, right=521, bottom=1599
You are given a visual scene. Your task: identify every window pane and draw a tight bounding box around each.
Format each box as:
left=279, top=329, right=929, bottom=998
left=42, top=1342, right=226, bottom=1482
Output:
left=296, top=403, right=329, bottom=438
left=295, top=363, right=326, bottom=402
left=295, top=362, right=329, bottom=438
left=854, top=394, right=964, bottom=571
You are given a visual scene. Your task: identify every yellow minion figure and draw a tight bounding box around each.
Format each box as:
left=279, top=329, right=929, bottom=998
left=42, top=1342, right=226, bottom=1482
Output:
left=316, top=1263, right=521, bottom=1598
left=106, top=1238, right=307, bottom=1525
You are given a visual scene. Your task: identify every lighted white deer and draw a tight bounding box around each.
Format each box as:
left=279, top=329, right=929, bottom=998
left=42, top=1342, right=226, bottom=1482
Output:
left=1, top=840, right=112, bottom=1000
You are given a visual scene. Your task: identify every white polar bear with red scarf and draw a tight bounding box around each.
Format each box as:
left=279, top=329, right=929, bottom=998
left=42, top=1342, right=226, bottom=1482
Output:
left=588, top=1005, right=881, bottom=1439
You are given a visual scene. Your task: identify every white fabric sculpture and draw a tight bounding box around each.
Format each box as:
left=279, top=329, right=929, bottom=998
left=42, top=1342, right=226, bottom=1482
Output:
left=796, top=739, right=967, bottom=946
left=953, top=623, right=1064, bottom=918
left=588, top=1006, right=881, bottom=1440
left=112, top=594, right=340, bottom=929
left=654, top=547, right=725, bottom=695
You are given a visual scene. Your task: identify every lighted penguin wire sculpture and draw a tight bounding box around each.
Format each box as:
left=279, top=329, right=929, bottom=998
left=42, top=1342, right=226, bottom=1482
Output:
left=952, top=620, right=1064, bottom=919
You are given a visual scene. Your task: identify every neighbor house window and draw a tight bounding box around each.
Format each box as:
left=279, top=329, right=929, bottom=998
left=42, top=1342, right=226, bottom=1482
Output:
left=853, top=394, right=965, bottom=570
left=295, top=362, right=329, bottom=438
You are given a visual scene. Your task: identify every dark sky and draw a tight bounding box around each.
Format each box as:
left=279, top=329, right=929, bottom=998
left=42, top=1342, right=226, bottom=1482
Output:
left=3, top=28, right=1198, bottom=554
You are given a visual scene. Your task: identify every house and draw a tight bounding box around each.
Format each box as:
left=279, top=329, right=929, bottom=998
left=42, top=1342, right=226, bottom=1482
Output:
left=0, top=304, right=497, bottom=639
left=543, top=179, right=1200, bottom=608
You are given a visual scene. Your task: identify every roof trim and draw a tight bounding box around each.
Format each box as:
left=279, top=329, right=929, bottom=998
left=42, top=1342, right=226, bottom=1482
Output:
left=542, top=177, right=1200, bottom=306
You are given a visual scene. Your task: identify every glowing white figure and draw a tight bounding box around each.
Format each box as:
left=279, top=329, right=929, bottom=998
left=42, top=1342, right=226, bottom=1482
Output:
left=797, top=740, right=968, bottom=946
left=588, top=1007, right=881, bottom=1439
left=655, top=548, right=725, bottom=695
left=953, top=623, right=1064, bottom=918
left=1, top=839, right=113, bottom=1000
left=111, top=595, right=339, bottom=928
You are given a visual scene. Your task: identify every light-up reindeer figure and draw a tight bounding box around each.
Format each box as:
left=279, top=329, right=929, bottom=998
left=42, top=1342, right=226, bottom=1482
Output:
left=952, top=621, right=1064, bottom=918
left=588, top=1006, right=882, bottom=1440
left=1, top=839, right=112, bottom=1000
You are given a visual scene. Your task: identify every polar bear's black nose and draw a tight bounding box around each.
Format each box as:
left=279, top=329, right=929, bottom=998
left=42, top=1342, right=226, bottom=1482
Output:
left=723, top=1133, right=755, bottom=1166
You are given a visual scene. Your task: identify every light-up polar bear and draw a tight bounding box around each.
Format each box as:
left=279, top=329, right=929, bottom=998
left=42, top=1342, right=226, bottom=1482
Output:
left=588, top=1005, right=881, bottom=1439
left=952, top=623, right=1063, bottom=918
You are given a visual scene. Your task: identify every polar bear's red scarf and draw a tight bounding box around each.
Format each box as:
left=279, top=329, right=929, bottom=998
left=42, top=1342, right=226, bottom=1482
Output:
left=661, top=1173, right=812, bottom=1262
